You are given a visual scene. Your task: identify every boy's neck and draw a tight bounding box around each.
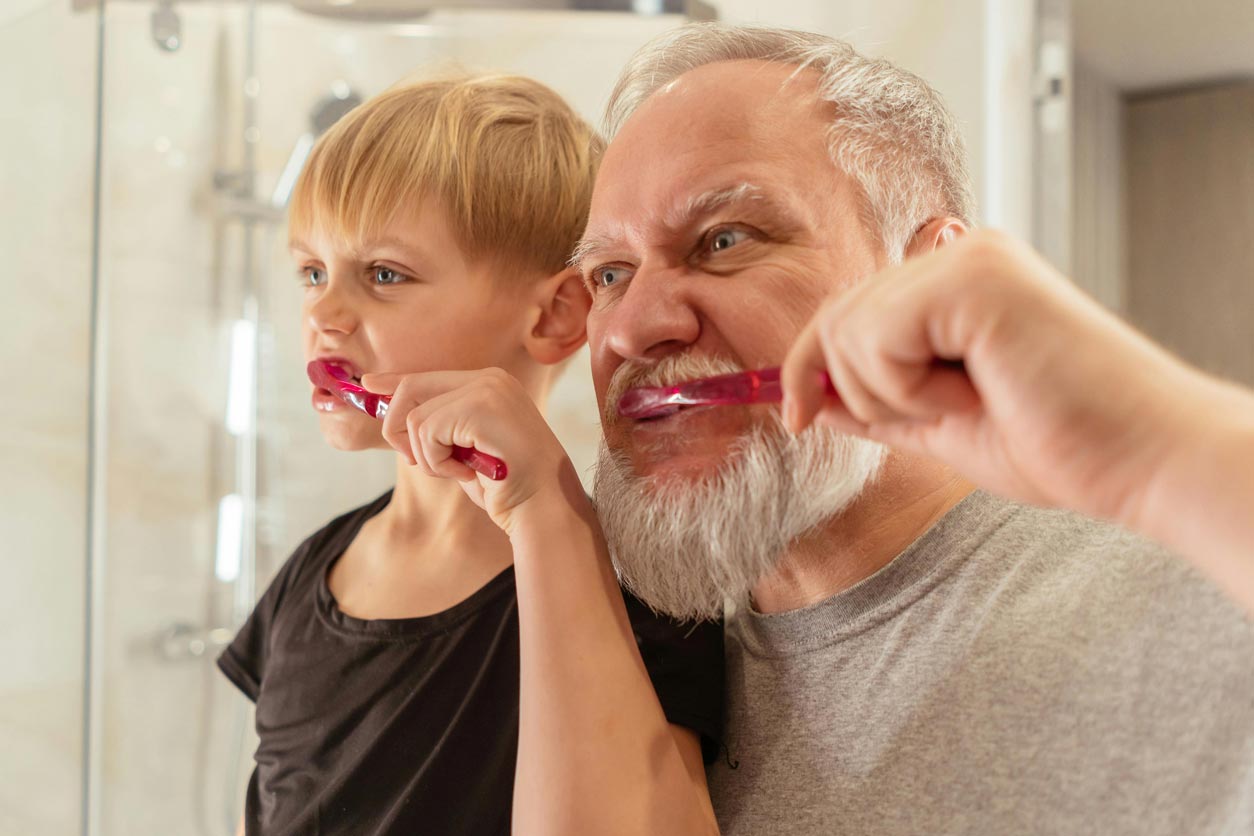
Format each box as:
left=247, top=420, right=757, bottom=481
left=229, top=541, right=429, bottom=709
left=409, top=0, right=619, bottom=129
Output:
left=365, top=383, right=551, bottom=562
left=377, top=458, right=508, bottom=555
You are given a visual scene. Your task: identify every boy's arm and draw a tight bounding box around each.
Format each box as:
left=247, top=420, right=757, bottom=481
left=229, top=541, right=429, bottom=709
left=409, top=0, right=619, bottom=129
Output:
left=361, top=368, right=720, bottom=833
left=510, top=467, right=719, bottom=836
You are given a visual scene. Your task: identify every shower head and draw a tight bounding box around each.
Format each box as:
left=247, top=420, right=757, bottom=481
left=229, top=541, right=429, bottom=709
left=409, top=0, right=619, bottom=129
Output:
left=310, top=86, right=364, bottom=135
left=271, top=85, right=364, bottom=208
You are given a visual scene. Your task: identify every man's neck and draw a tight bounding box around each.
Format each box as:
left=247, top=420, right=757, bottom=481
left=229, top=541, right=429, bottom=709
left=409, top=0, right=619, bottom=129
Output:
left=751, top=452, right=974, bottom=614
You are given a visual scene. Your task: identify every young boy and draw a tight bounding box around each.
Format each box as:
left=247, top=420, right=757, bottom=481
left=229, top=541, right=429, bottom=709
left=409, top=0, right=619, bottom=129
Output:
left=217, top=74, right=723, bottom=835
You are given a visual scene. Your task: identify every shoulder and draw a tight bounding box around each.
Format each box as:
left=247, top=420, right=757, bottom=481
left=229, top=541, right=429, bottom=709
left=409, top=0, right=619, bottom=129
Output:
left=970, top=496, right=1211, bottom=598
left=950, top=494, right=1254, bottom=661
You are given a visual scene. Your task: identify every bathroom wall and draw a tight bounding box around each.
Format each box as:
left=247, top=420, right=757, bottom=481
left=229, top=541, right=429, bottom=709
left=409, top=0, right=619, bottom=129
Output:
left=1072, top=58, right=1126, bottom=312
left=0, top=1, right=94, bottom=834
left=714, top=0, right=1038, bottom=243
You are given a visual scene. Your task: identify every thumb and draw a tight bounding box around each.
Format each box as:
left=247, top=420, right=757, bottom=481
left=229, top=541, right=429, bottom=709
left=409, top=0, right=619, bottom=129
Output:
left=359, top=372, right=403, bottom=395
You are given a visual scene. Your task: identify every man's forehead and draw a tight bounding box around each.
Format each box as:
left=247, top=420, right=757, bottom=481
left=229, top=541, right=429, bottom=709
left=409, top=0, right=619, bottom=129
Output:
left=589, top=62, right=830, bottom=212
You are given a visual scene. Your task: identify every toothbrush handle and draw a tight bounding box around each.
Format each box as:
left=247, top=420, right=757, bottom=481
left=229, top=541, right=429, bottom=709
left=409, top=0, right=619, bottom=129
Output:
left=452, top=446, right=508, bottom=481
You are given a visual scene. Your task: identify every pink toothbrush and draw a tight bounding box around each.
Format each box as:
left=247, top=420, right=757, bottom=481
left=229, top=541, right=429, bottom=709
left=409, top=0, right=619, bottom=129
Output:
left=307, top=360, right=508, bottom=481
left=617, top=366, right=836, bottom=420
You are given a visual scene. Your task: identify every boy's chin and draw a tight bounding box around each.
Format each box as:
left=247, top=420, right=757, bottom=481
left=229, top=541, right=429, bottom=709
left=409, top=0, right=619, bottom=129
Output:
left=317, top=416, right=386, bottom=452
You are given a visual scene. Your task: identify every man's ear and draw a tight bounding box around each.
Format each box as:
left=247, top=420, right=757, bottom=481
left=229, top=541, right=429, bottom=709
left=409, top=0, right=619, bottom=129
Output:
left=905, top=217, right=968, bottom=259
left=524, top=268, right=591, bottom=366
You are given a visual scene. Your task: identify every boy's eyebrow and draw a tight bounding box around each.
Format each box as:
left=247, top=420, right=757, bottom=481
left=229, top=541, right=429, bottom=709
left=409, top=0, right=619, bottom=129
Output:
left=367, top=236, right=431, bottom=261
left=286, top=236, right=433, bottom=266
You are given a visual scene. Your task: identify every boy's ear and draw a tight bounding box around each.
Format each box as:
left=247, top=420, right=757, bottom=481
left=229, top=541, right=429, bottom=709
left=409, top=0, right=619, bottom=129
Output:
left=525, top=268, right=590, bottom=365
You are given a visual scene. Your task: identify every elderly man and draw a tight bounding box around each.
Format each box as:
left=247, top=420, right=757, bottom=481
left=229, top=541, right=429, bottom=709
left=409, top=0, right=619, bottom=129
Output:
left=577, top=23, right=1254, bottom=834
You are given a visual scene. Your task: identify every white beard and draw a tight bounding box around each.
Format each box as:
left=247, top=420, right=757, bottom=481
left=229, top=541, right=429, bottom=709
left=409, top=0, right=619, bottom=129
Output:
left=594, top=355, right=886, bottom=621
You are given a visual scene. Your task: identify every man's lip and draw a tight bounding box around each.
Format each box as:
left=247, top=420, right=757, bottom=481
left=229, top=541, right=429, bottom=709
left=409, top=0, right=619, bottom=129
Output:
left=625, top=403, right=718, bottom=429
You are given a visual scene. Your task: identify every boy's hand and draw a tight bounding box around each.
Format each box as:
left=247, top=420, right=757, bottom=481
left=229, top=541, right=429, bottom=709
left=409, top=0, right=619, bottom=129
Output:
left=361, top=368, right=589, bottom=537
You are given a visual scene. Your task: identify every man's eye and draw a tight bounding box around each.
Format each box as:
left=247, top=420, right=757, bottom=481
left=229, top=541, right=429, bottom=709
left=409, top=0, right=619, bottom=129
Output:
left=706, top=227, right=750, bottom=254
left=373, top=266, right=407, bottom=285
left=302, top=267, right=326, bottom=287
left=592, top=265, right=632, bottom=289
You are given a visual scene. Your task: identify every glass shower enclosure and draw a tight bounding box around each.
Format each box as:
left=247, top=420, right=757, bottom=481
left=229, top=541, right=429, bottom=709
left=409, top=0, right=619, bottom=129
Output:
left=0, top=1, right=695, bottom=833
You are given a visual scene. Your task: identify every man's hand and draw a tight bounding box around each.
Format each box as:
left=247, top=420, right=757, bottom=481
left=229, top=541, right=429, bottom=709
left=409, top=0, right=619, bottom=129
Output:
left=361, top=368, right=587, bottom=538
left=782, top=229, right=1212, bottom=528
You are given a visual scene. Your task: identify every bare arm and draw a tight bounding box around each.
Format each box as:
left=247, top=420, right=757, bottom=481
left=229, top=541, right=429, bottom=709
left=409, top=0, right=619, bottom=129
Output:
left=1129, top=373, right=1254, bottom=608
left=363, top=368, right=720, bottom=835
left=509, top=469, right=718, bottom=836
left=783, top=228, right=1254, bottom=614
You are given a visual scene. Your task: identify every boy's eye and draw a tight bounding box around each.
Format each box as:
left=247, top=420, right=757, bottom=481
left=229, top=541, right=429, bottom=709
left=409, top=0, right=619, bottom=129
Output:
left=303, top=267, right=326, bottom=287
left=373, top=266, right=407, bottom=285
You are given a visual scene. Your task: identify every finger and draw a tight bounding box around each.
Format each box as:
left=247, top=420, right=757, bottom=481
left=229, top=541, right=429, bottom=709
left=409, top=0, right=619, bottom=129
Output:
left=840, top=317, right=966, bottom=422
left=358, top=372, right=405, bottom=396
left=813, top=401, right=871, bottom=437
left=412, top=390, right=492, bottom=483
left=782, top=311, right=837, bottom=433
left=782, top=270, right=890, bottom=432
left=377, top=371, right=495, bottom=464
left=896, top=363, right=981, bottom=416
left=818, top=320, right=906, bottom=425
left=402, top=391, right=469, bottom=479
left=381, top=389, right=422, bottom=465
left=362, top=368, right=507, bottom=404
left=813, top=253, right=977, bottom=422
left=457, top=479, right=488, bottom=513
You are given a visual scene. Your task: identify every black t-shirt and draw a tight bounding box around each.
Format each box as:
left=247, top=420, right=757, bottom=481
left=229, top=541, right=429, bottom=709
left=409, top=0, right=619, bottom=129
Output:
left=218, top=490, right=724, bottom=836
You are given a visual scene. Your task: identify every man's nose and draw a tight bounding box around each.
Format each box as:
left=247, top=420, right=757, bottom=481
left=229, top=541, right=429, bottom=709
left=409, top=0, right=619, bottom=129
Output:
left=305, top=280, right=358, bottom=337
left=600, top=265, right=701, bottom=363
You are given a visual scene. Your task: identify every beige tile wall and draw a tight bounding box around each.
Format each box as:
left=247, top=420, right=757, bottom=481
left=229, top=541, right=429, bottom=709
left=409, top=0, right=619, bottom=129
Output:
left=0, top=1, right=97, bottom=833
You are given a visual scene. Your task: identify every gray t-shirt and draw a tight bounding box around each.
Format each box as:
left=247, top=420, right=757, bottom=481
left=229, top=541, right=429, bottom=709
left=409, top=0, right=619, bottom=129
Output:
left=707, top=490, right=1254, bottom=835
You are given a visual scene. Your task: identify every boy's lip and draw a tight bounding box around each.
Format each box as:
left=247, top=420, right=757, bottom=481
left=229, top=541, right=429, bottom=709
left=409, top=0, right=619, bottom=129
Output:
left=311, top=355, right=364, bottom=382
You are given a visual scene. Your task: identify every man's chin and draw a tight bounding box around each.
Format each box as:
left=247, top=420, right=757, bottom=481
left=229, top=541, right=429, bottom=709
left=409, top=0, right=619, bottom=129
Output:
left=624, top=449, right=734, bottom=488
left=595, top=421, right=887, bottom=621
left=608, top=412, right=766, bottom=484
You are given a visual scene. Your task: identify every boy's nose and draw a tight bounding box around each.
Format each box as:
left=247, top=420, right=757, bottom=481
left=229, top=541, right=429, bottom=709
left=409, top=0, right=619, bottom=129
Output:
left=306, top=283, right=358, bottom=337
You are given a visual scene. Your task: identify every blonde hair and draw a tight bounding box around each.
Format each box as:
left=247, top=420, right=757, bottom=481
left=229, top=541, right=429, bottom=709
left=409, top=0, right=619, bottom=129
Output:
left=604, top=23, right=974, bottom=263
left=290, top=72, right=603, bottom=277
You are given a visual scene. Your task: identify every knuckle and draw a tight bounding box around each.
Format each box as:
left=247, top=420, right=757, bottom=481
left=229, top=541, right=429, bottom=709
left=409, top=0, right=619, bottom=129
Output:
left=963, top=229, right=1012, bottom=272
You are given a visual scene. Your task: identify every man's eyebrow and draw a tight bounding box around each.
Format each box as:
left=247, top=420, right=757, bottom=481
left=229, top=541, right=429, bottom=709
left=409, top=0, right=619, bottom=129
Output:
left=671, top=182, right=768, bottom=227
left=569, top=182, right=791, bottom=271
left=568, top=234, right=617, bottom=271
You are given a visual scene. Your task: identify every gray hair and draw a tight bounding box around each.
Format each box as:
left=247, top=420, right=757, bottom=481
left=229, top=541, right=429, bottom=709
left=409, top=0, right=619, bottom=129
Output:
left=603, top=23, right=975, bottom=262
